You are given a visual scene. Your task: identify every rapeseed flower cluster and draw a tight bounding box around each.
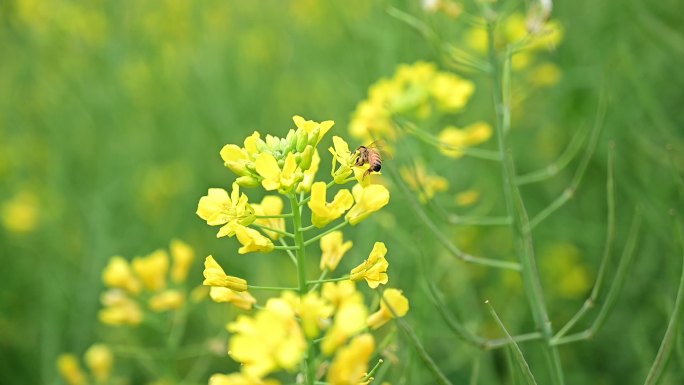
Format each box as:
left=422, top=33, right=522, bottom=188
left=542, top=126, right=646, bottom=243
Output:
left=348, top=61, right=491, bottom=151
left=57, top=345, right=114, bottom=385
left=466, top=12, right=564, bottom=86
left=198, top=116, right=409, bottom=385
left=98, top=239, right=196, bottom=325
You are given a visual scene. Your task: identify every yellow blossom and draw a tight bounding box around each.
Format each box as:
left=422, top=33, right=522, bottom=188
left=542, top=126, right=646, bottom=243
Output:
left=297, top=292, right=334, bottom=338
left=350, top=242, right=389, bottom=288
left=149, top=289, right=185, bottom=312
left=455, top=190, right=480, bottom=207
left=220, top=132, right=261, bottom=176
left=399, top=163, right=449, bottom=203
left=437, top=122, right=492, bottom=158
left=203, top=255, right=248, bottom=291
left=84, top=344, right=113, bottom=383
left=1, top=191, right=39, bottom=233
left=293, top=115, right=334, bottom=145
left=367, top=288, right=409, bottom=329
left=322, top=281, right=364, bottom=309
left=228, top=297, right=306, bottom=378
left=308, top=182, right=354, bottom=228
left=209, top=373, right=281, bottom=385
left=345, top=184, right=390, bottom=226
left=321, top=298, right=368, bottom=355
left=210, top=287, right=256, bottom=310
left=297, top=149, right=320, bottom=193
left=329, top=136, right=358, bottom=184
left=327, top=334, right=375, bottom=385
left=255, top=152, right=300, bottom=193
left=531, top=62, right=562, bottom=87
left=170, top=239, right=195, bottom=284
left=252, top=196, right=286, bottom=240
left=56, top=354, right=86, bottom=385
left=234, top=224, right=275, bottom=254
left=98, top=290, right=143, bottom=325
left=102, top=256, right=141, bottom=294
left=197, top=184, right=256, bottom=238
left=132, top=249, right=169, bottom=292
left=320, top=231, right=353, bottom=271
left=430, top=72, right=475, bottom=112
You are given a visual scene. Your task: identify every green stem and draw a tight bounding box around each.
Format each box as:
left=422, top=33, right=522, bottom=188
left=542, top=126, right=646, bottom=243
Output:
left=289, top=194, right=315, bottom=385
left=248, top=285, right=298, bottom=291
left=304, top=221, right=349, bottom=246
left=253, top=223, right=294, bottom=238
left=486, top=19, right=564, bottom=385
left=307, top=276, right=349, bottom=286
left=256, top=213, right=292, bottom=218
left=274, top=245, right=298, bottom=251
left=278, top=238, right=298, bottom=266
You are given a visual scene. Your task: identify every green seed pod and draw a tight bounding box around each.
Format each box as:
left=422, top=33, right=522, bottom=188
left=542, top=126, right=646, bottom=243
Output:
left=285, top=129, right=298, bottom=153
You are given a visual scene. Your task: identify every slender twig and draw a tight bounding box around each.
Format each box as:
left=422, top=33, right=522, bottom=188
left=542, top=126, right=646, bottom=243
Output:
left=256, top=213, right=292, bottom=218
left=253, top=223, right=294, bottom=238
left=643, top=222, right=684, bottom=384
left=303, top=221, right=349, bottom=246
left=516, top=122, right=591, bottom=185
left=448, top=215, right=513, bottom=227
left=306, top=276, right=349, bottom=286
left=554, top=144, right=617, bottom=340
left=382, top=290, right=454, bottom=385
left=486, top=301, right=538, bottom=385
left=278, top=238, right=298, bottom=266
left=552, top=212, right=642, bottom=345
left=525, top=89, right=609, bottom=232
left=248, top=285, right=298, bottom=291
left=390, top=166, right=521, bottom=271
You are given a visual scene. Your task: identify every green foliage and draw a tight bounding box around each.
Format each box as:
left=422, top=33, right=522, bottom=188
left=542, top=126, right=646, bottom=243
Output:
left=1, top=0, right=683, bottom=384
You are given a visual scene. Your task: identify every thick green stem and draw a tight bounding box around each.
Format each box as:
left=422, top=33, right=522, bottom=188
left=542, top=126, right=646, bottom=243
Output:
left=289, top=195, right=315, bottom=385
left=486, top=19, right=565, bottom=385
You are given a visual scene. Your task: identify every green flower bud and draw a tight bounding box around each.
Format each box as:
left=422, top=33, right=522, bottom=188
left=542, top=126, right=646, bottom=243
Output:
left=299, top=145, right=314, bottom=170
left=296, top=128, right=308, bottom=152
left=235, top=175, right=260, bottom=188
left=307, top=126, right=320, bottom=147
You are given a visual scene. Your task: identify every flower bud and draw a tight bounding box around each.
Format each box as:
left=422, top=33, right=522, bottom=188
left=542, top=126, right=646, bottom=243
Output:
left=299, top=145, right=314, bottom=170
left=236, top=175, right=260, bottom=188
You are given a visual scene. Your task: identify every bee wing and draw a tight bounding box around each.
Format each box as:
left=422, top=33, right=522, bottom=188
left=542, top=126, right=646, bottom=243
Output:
left=366, top=140, right=394, bottom=160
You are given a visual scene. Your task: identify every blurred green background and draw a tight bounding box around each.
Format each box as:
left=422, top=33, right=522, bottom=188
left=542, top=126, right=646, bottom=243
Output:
left=1, top=0, right=683, bottom=384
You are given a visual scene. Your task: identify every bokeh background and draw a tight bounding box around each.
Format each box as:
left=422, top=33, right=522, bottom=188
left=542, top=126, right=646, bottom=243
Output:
left=1, top=0, right=683, bottom=384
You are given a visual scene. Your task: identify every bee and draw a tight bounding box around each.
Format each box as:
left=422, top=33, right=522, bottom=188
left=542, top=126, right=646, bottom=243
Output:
left=355, top=141, right=384, bottom=179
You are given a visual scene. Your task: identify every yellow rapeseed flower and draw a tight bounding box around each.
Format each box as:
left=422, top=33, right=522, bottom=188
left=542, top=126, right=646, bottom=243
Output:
left=293, top=115, right=334, bottom=145
left=430, top=72, right=475, bottom=112
left=148, top=289, right=185, bottom=312
left=170, top=239, right=195, bottom=284
left=255, top=152, right=300, bottom=193
left=98, top=290, right=143, bottom=325
left=197, top=184, right=256, bottom=238
left=56, top=354, right=86, bottom=385
left=132, top=249, right=169, bottom=292
left=350, top=242, right=389, bottom=288
left=321, top=297, right=368, bottom=355
left=399, top=162, right=449, bottom=203
left=367, top=288, right=409, bottom=329
left=234, top=224, right=275, bottom=254
left=455, top=189, right=480, bottom=207
left=320, top=231, right=353, bottom=271
left=209, top=287, right=256, bottom=310
left=327, top=334, right=375, bottom=385
left=437, top=122, right=492, bottom=158
left=84, top=344, right=113, bottom=383
left=203, top=255, right=248, bottom=292
left=102, top=256, right=141, bottom=294
left=209, top=373, right=281, bottom=385
left=220, top=132, right=261, bottom=176
left=322, top=281, right=364, bottom=309
left=228, top=297, right=306, bottom=379
left=1, top=190, right=39, bottom=233
left=329, top=136, right=357, bottom=184
left=297, top=291, right=334, bottom=339
left=308, top=182, right=354, bottom=228
left=531, top=62, right=562, bottom=87
left=252, top=196, right=286, bottom=240
left=345, top=184, right=390, bottom=226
